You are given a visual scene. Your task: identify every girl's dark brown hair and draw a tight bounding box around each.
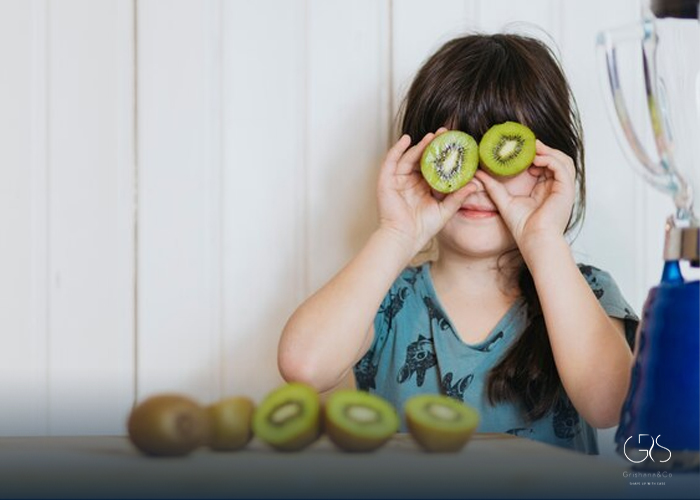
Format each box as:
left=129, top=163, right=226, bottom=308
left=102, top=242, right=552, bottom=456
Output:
left=399, top=33, right=586, bottom=421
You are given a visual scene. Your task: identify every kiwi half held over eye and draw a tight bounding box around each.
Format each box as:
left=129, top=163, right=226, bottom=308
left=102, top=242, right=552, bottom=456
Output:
left=479, top=121, right=536, bottom=177
left=405, top=394, right=480, bottom=452
left=420, top=131, right=479, bottom=193
left=324, top=390, right=400, bottom=452
left=127, top=394, right=210, bottom=457
left=252, top=382, right=321, bottom=451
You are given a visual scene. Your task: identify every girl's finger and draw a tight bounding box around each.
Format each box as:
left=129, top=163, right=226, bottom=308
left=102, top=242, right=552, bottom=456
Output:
left=536, top=140, right=575, bottom=177
left=439, top=182, right=480, bottom=217
left=474, top=170, right=513, bottom=213
left=396, top=132, right=435, bottom=175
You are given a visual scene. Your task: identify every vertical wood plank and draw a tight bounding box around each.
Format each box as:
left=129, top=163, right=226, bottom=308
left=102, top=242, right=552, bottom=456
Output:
left=561, top=0, right=654, bottom=314
left=0, top=0, right=49, bottom=435
left=392, top=0, right=472, bottom=124
left=221, top=0, right=306, bottom=399
left=47, top=0, right=136, bottom=434
left=137, top=0, right=223, bottom=404
left=476, top=0, right=560, bottom=38
left=306, top=0, right=391, bottom=295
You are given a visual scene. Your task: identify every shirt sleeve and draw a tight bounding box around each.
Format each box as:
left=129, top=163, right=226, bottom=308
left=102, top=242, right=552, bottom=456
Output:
left=578, top=264, right=639, bottom=350
left=353, top=268, right=411, bottom=391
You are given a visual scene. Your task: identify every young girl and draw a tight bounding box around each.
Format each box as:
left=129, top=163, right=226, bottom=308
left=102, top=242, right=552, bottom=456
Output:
left=278, top=33, right=638, bottom=454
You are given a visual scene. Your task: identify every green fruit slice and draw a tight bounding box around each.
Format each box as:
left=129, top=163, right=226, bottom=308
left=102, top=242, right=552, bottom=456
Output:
left=324, top=390, right=400, bottom=452
left=405, top=394, right=480, bottom=452
left=207, top=396, right=255, bottom=451
left=252, top=383, right=321, bottom=451
left=127, top=394, right=209, bottom=457
left=479, top=121, right=536, bottom=177
left=420, top=131, right=479, bottom=193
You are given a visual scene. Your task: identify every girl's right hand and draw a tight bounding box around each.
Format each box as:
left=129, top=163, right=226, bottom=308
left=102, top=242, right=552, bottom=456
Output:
left=376, top=129, right=479, bottom=257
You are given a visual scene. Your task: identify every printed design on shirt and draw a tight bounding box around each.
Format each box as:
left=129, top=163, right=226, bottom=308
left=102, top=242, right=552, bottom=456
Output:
left=473, top=331, right=505, bottom=352
left=578, top=264, right=604, bottom=299
left=505, top=427, right=534, bottom=437
left=380, top=287, right=409, bottom=332
left=552, top=396, right=581, bottom=440
left=355, top=348, right=378, bottom=391
left=402, top=267, right=422, bottom=287
left=355, top=286, right=410, bottom=392
left=423, top=296, right=451, bottom=335
left=441, top=372, right=473, bottom=400
left=397, top=334, right=437, bottom=387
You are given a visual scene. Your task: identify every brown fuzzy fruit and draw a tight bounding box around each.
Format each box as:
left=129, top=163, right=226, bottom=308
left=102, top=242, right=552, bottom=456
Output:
left=207, top=396, right=255, bottom=451
left=127, top=394, right=209, bottom=457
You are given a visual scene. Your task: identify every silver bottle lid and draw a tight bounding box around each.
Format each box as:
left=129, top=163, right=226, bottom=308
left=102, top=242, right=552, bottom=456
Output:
left=664, top=216, right=700, bottom=265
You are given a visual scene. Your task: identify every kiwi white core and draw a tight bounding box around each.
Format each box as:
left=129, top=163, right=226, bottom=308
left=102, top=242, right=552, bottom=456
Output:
left=426, top=403, right=459, bottom=422
left=270, top=401, right=302, bottom=426
left=344, top=404, right=379, bottom=424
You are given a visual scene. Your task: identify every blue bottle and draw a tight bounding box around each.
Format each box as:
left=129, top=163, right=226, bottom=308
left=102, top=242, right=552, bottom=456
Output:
left=616, top=260, right=700, bottom=471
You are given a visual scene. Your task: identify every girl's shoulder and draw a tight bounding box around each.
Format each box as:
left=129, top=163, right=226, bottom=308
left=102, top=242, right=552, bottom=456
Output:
left=576, top=263, right=639, bottom=344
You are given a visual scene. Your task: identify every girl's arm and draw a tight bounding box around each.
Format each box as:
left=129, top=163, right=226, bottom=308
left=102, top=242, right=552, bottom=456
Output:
left=519, top=234, right=632, bottom=428
left=279, top=131, right=477, bottom=392
left=278, top=228, right=413, bottom=392
left=476, top=141, right=633, bottom=428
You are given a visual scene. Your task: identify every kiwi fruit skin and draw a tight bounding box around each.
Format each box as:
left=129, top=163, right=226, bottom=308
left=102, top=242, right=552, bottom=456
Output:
left=207, top=396, right=255, bottom=451
left=405, top=394, right=480, bottom=453
left=324, top=390, right=400, bottom=452
left=252, top=382, right=321, bottom=452
left=127, top=394, right=210, bottom=457
left=420, top=131, right=479, bottom=193
left=478, top=121, right=536, bottom=177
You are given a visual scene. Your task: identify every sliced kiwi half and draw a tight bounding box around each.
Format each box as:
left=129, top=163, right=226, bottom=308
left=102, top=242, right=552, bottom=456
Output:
left=420, top=131, right=479, bottom=193
left=127, top=394, right=210, bottom=457
left=252, top=382, right=321, bottom=452
left=405, top=394, right=480, bottom=452
left=324, top=390, right=400, bottom=452
left=479, top=121, right=536, bottom=177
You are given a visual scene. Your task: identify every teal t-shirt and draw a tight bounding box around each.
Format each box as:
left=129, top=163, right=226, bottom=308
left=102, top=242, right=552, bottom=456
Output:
left=353, top=262, right=639, bottom=454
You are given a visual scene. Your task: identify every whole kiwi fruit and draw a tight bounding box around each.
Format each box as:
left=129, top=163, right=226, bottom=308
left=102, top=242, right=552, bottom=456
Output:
left=127, top=394, right=209, bottom=457
left=405, top=394, right=480, bottom=452
left=420, top=130, right=479, bottom=193
left=324, top=390, right=399, bottom=452
left=478, top=121, right=536, bottom=177
left=207, top=396, right=255, bottom=451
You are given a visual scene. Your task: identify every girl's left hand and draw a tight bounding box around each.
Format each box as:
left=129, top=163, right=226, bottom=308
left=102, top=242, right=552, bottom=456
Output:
left=474, top=140, right=576, bottom=251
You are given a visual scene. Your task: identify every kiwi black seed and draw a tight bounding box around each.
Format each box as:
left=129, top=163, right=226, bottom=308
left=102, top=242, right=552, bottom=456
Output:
left=405, top=394, right=480, bottom=452
left=252, top=382, right=321, bottom=451
left=324, top=390, right=400, bottom=452
left=420, top=131, right=479, bottom=193
left=127, top=394, right=210, bottom=457
left=479, top=121, right=536, bottom=177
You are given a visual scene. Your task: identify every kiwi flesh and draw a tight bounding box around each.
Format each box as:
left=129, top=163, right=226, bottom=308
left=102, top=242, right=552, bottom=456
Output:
left=479, top=121, right=536, bottom=177
left=207, top=396, right=255, bottom=451
left=420, top=131, right=479, bottom=193
left=252, top=382, right=321, bottom=451
left=324, top=390, right=400, bottom=452
left=127, top=394, right=209, bottom=457
left=405, top=394, right=480, bottom=452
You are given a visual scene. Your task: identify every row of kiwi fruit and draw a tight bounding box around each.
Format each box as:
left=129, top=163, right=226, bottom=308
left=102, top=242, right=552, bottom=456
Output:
left=420, top=121, right=537, bottom=193
left=127, top=383, right=480, bottom=456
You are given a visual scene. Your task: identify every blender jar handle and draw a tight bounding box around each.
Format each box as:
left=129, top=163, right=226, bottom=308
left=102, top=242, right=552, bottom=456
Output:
left=597, top=20, right=689, bottom=207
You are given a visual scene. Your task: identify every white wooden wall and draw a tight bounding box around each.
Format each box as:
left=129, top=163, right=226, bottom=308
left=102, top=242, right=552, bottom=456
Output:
left=1, top=0, right=671, bottom=439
